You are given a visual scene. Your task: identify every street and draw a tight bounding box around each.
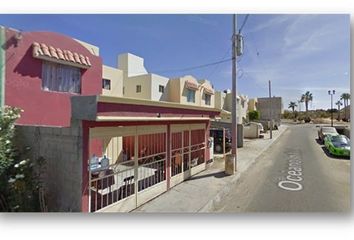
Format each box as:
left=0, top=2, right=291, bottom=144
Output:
left=213, top=124, right=351, bottom=212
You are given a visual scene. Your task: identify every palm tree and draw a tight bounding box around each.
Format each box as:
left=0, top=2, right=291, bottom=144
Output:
left=340, top=93, right=350, bottom=120
left=288, top=101, right=297, bottom=113
left=301, top=91, right=313, bottom=112
left=335, top=100, right=343, bottom=120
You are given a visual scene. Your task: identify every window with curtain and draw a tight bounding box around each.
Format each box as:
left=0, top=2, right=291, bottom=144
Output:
left=42, top=61, right=81, bottom=93
left=187, top=89, right=196, bottom=103
left=102, top=79, right=111, bottom=90
left=205, top=94, right=211, bottom=105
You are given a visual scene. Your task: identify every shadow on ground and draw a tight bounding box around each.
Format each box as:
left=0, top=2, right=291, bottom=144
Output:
left=320, top=146, right=350, bottom=161
left=186, top=171, right=228, bottom=181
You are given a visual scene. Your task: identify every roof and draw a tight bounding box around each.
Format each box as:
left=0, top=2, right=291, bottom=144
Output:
left=71, top=95, right=220, bottom=122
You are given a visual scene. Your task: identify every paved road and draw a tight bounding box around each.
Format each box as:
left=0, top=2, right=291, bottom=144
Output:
left=214, top=124, right=351, bottom=212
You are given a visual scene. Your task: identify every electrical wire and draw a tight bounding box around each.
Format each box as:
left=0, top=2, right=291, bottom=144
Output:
left=205, top=47, right=232, bottom=80
left=239, top=14, right=250, bottom=34
left=153, top=57, right=232, bottom=74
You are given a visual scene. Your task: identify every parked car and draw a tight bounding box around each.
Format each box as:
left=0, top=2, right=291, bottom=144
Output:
left=318, top=126, right=339, bottom=144
left=252, top=122, right=264, bottom=133
left=324, top=134, right=350, bottom=157
left=210, top=128, right=231, bottom=154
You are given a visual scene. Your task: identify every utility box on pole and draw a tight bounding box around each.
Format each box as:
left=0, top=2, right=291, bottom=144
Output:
left=236, top=34, right=244, bottom=56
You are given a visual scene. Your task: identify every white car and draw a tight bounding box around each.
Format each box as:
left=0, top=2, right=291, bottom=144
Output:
left=318, top=126, right=339, bottom=144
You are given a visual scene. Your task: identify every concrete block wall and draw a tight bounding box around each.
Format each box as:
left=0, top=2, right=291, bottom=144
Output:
left=15, top=119, right=83, bottom=212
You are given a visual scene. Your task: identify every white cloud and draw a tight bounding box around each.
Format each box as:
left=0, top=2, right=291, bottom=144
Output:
left=282, top=15, right=345, bottom=59
left=245, top=15, right=291, bottom=33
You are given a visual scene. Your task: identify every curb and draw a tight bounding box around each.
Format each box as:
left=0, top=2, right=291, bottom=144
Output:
left=198, top=125, right=289, bottom=212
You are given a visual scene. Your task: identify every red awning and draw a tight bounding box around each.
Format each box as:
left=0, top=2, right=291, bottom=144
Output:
left=203, top=87, right=214, bottom=95
left=185, top=80, right=199, bottom=90
left=32, top=42, right=91, bottom=69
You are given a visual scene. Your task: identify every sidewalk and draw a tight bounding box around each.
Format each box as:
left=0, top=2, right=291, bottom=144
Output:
left=133, top=125, right=289, bottom=213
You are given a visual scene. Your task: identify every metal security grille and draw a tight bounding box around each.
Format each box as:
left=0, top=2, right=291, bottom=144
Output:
left=89, top=127, right=167, bottom=212
left=183, top=130, right=190, bottom=172
left=171, top=132, right=183, bottom=176
left=137, top=133, right=167, bottom=192
left=90, top=159, right=135, bottom=212
left=88, top=124, right=206, bottom=212
left=191, top=129, right=206, bottom=167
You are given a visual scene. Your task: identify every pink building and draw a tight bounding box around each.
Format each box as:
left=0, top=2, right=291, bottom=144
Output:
left=0, top=26, right=220, bottom=212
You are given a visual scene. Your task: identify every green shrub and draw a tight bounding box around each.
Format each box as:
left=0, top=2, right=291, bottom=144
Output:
left=304, top=116, right=311, bottom=123
left=0, top=106, right=46, bottom=212
left=248, top=110, right=260, bottom=121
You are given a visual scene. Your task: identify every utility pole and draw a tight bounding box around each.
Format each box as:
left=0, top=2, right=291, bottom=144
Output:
left=231, top=14, right=238, bottom=170
left=328, top=90, right=335, bottom=127
left=226, top=14, right=245, bottom=175
left=269, top=80, right=273, bottom=139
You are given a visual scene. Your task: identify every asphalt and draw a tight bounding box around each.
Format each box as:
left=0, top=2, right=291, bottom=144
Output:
left=133, top=125, right=288, bottom=213
left=212, top=124, right=351, bottom=212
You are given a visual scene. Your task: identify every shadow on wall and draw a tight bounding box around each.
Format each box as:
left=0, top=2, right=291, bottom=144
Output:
left=1, top=34, right=17, bottom=50
left=159, top=81, right=170, bottom=101
left=14, top=47, right=42, bottom=78
left=1, top=36, right=17, bottom=71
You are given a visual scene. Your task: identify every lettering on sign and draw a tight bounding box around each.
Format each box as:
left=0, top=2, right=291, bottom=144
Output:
left=278, top=150, right=303, bottom=191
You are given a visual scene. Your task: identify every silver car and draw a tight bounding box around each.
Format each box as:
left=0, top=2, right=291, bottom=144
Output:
left=318, top=126, right=339, bottom=144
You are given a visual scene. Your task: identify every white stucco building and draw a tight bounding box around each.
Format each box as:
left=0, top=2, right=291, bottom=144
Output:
left=118, top=53, right=169, bottom=101
left=214, top=89, right=249, bottom=124
left=168, top=75, right=215, bottom=108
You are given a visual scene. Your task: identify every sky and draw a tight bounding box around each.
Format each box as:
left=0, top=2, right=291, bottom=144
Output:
left=0, top=14, right=350, bottom=110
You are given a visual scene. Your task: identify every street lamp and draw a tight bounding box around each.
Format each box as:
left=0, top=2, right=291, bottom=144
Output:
left=328, top=90, right=335, bottom=127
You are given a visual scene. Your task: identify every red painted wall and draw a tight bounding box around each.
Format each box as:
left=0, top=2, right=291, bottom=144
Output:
left=4, top=29, right=102, bottom=127
left=89, top=139, right=103, bottom=158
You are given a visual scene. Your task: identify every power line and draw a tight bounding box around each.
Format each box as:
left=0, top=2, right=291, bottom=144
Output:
left=205, top=47, right=232, bottom=80
left=154, top=57, right=232, bottom=74
left=239, top=14, right=250, bottom=34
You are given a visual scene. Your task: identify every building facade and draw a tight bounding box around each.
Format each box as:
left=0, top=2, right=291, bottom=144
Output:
left=0, top=26, right=220, bottom=212
left=214, top=90, right=249, bottom=124
left=257, top=97, right=283, bottom=124
left=168, top=75, right=215, bottom=108
left=118, top=53, right=170, bottom=101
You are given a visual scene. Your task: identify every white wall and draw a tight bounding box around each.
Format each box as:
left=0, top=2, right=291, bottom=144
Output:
left=150, top=74, right=169, bottom=101
left=221, top=92, right=249, bottom=124
left=123, top=74, right=152, bottom=100
left=74, top=39, right=100, bottom=56
left=102, top=65, right=123, bottom=97
left=199, top=79, right=215, bottom=108
left=215, top=91, right=226, bottom=110
left=118, top=53, right=148, bottom=77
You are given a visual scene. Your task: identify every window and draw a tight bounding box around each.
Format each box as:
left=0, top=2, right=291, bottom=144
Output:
left=102, top=79, right=111, bottom=90
left=187, top=89, right=195, bottom=103
left=205, top=94, right=211, bottom=105
left=136, top=85, right=141, bottom=93
left=42, top=61, right=81, bottom=93
left=159, top=85, right=164, bottom=93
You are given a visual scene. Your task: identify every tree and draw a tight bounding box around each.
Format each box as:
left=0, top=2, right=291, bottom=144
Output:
left=301, top=91, right=313, bottom=112
left=288, top=101, right=297, bottom=113
left=248, top=110, right=260, bottom=121
left=335, top=100, right=343, bottom=121
left=0, top=106, right=46, bottom=212
left=340, top=93, right=350, bottom=121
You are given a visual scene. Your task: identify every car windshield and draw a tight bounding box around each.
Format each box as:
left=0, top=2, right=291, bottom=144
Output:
left=322, top=127, right=337, bottom=133
left=331, top=135, right=350, bottom=147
